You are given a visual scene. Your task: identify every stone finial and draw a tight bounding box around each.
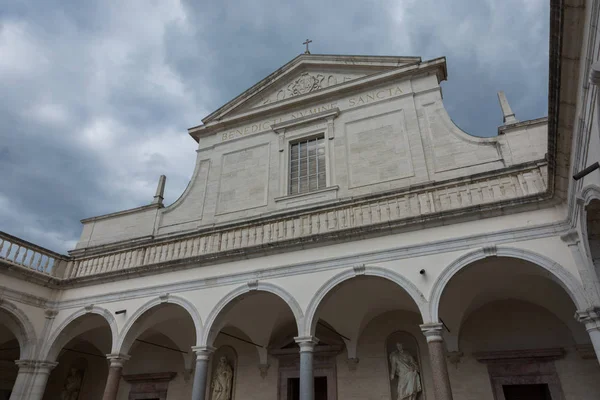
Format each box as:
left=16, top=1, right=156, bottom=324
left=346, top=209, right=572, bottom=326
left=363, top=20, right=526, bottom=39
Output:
left=497, top=91, right=518, bottom=125
left=152, top=175, right=167, bottom=205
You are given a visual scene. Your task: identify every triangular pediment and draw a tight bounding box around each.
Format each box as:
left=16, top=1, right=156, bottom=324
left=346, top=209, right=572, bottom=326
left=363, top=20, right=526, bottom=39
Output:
left=202, top=54, right=421, bottom=124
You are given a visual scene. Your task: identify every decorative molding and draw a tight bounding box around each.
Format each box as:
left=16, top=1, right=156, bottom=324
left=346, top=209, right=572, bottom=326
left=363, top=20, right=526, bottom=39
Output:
left=575, top=344, right=596, bottom=360
left=560, top=229, right=580, bottom=246
left=474, top=347, right=565, bottom=363
left=447, top=351, right=463, bottom=368
left=346, top=357, right=359, bottom=371
left=482, top=245, right=497, bottom=257
left=575, top=307, right=600, bottom=332
left=44, top=309, right=58, bottom=319
left=159, top=293, right=170, bottom=303
left=419, top=323, right=444, bottom=343
left=258, top=363, right=270, bottom=378
left=84, top=304, right=94, bottom=313
left=352, top=264, right=366, bottom=276
left=123, top=372, right=176, bottom=383
left=246, top=280, right=259, bottom=291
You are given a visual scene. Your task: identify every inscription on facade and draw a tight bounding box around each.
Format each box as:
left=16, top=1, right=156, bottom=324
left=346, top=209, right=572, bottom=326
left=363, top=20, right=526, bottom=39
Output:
left=220, top=84, right=406, bottom=142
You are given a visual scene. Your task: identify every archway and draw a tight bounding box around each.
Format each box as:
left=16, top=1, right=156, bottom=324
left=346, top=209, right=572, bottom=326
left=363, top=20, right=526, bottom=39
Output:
left=116, top=298, right=198, bottom=399
left=585, top=198, right=600, bottom=281
left=436, top=255, right=599, bottom=399
left=304, top=267, right=428, bottom=400
left=201, top=283, right=303, bottom=400
left=0, top=302, right=35, bottom=400
left=43, top=308, right=116, bottom=400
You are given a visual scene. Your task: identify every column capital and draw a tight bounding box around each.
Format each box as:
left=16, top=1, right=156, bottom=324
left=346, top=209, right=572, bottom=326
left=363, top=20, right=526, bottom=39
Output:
left=106, top=354, right=130, bottom=368
left=420, top=323, right=445, bottom=343
left=14, top=359, right=58, bottom=373
left=191, top=345, right=216, bottom=360
left=294, top=335, right=319, bottom=352
left=575, top=307, right=600, bottom=332
left=560, top=229, right=581, bottom=246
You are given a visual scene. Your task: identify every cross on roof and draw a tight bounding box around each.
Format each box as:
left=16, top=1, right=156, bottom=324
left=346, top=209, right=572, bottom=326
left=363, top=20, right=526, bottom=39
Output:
left=303, top=39, right=312, bottom=54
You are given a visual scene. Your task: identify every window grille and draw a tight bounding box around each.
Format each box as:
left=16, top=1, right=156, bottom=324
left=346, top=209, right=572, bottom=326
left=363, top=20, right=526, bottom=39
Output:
left=289, top=136, right=326, bottom=195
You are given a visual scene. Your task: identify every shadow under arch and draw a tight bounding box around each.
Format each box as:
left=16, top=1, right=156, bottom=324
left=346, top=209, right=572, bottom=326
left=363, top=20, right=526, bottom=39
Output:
left=115, top=294, right=202, bottom=355
left=0, top=299, right=37, bottom=359
left=42, top=305, right=118, bottom=361
left=201, top=281, right=304, bottom=347
left=303, top=265, right=428, bottom=337
left=428, top=246, right=589, bottom=324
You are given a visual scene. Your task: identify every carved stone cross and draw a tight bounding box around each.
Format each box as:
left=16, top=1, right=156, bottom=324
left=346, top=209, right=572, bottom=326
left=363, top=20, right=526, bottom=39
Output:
left=303, top=39, right=312, bottom=54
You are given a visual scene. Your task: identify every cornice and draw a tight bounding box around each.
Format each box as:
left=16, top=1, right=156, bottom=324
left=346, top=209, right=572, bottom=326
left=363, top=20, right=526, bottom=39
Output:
left=44, top=216, right=573, bottom=311
left=189, top=57, right=446, bottom=141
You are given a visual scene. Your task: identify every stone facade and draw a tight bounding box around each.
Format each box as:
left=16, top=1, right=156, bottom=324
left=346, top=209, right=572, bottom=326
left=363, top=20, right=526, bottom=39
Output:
left=2, top=1, right=600, bottom=400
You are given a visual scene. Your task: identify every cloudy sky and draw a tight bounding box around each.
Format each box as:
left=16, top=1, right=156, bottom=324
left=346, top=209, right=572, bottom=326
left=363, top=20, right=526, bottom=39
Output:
left=0, top=0, right=549, bottom=253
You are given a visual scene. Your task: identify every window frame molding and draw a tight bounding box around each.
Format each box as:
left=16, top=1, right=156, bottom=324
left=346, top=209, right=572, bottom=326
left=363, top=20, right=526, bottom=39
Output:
left=272, top=108, right=340, bottom=198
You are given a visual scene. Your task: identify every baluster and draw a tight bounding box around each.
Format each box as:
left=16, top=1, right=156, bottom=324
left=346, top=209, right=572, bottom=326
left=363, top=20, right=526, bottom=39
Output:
left=12, top=245, right=21, bottom=263
left=27, top=251, right=36, bottom=268
left=18, top=249, right=27, bottom=265
left=42, top=255, right=50, bottom=273
left=4, top=242, right=13, bottom=260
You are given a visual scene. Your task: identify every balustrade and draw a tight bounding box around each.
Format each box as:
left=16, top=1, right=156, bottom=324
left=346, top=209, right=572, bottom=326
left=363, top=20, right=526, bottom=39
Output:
left=63, top=164, right=546, bottom=279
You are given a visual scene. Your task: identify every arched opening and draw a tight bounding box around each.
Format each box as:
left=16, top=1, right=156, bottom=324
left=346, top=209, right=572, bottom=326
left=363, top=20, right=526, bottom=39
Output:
left=204, top=287, right=302, bottom=400
left=438, top=256, right=600, bottom=400
left=118, top=302, right=197, bottom=399
left=44, top=312, right=114, bottom=400
left=586, top=199, right=600, bottom=280
left=308, top=274, right=427, bottom=400
left=0, top=308, right=25, bottom=399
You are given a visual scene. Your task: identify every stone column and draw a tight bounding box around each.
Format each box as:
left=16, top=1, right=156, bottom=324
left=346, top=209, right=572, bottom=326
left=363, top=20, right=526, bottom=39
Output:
left=11, top=360, right=58, bottom=400
left=576, top=308, right=600, bottom=364
left=101, top=354, right=129, bottom=400
left=191, top=346, right=215, bottom=400
left=295, top=336, right=319, bottom=400
left=420, top=323, right=453, bottom=400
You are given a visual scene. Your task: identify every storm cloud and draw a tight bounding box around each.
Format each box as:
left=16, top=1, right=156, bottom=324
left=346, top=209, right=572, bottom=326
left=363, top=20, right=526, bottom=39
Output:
left=0, top=0, right=549, bottom=253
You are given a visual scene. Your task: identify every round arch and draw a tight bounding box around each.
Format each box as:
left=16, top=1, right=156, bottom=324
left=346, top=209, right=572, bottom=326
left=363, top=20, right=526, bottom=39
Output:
left=578, top=184, right=600, bottom=265
left=201, top=281, right=304, bottom=346
left=42, top=305, right=118, bottom=361
left=115, top=294, right=202, bottom=354
left=303, top=265, right=428, bottom=337
left=0, top=299, right=37, bottom=359
left=428, top=246, right=589, bottom=323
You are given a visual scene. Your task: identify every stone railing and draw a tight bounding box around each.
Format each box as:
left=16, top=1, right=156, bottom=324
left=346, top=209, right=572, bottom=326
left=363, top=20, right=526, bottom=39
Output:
left=65, top=163, right=548, bottom=279
left=0, top=232, right=69, bottom=276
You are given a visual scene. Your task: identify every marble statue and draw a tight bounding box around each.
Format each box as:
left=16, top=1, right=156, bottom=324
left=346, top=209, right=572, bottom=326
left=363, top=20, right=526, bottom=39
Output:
left=60, top=367, right=83, bottom=400
left=389, top=343, right=422, bottom=400
left=211, top=356, right=234, bottom=400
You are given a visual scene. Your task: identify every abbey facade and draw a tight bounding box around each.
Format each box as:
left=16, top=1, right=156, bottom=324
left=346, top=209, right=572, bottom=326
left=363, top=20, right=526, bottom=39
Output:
left=2, top=2, right=600, bottom=400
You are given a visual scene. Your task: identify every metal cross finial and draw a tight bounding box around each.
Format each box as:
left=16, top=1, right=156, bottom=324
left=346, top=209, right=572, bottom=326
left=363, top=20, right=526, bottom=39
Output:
left=303, top=39, right=312, bottom=54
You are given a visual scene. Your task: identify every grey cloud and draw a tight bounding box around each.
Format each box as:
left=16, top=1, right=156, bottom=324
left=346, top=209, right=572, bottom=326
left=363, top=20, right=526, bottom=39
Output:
left=0, top=0, right=550, bottom=253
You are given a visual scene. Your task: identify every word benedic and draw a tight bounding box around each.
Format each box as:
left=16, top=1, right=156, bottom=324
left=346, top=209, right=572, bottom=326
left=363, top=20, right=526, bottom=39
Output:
left=220, top=85, right=404, bottom=142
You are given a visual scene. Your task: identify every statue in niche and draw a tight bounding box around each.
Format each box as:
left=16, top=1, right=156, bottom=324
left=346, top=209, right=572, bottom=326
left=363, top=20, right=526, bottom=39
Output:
left=389, top=342, right=422, bottom=400
left=211, top=356, right=234, bottom=400
left=60, top=367, right=84, bottom=400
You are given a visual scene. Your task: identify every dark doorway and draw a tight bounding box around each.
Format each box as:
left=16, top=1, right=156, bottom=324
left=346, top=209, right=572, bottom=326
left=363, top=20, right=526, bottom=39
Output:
left=287, top=377, right=328, bottom=400
left=503, top=384, right=552, bottom=400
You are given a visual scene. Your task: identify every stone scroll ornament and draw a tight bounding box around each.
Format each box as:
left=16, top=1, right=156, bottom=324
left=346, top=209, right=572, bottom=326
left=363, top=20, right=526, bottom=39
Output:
left=389, top=343, right=422, bottom=400
left=287, top=73, right=325, bottom=97
left=60, top=367, right=85, bottom=400
left=211, top=356, right=234, bottom=400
